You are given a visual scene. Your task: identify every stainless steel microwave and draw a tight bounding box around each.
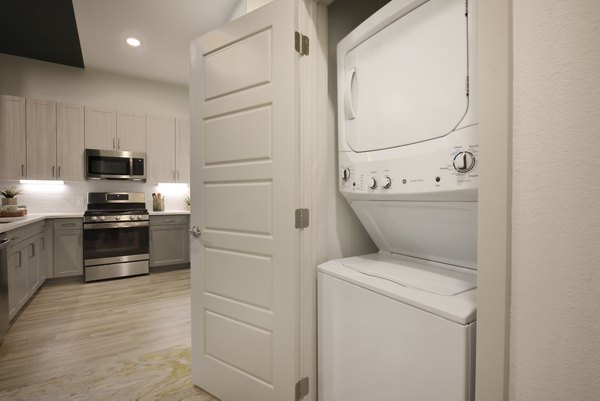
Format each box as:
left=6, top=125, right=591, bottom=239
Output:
left=85, top=149, right=146, bottom=181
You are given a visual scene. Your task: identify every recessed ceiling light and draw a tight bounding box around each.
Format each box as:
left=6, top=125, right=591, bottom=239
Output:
left=126, top=37, right=141, bottom=47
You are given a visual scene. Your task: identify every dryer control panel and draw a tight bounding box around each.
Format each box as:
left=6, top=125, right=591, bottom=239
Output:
left=339, top=126, right=478, bottom=202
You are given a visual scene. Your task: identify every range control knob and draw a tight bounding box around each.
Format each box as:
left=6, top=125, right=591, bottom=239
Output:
left=368, top=177, right=377, bottom=189
left=115, top=215, right=121, bottom=221
left=99, top=216, right=106, bottom=222
left=341, top=168, right=351, bottom=181
left=382, top=176, right=392, bottom=189
left=137, top=215, right=143, bottom=220
left=130, top=215, right=136, bottom=220
left=453, top=151, right=476, bottom=173
left=91, top=216, right=98, bottom=222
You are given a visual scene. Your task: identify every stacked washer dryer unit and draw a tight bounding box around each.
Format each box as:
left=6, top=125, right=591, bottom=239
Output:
left=318, top=0, right=478, bottom=400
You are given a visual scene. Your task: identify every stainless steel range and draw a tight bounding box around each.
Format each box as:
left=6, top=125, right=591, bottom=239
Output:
left=83, top=192, right=149, bottom=282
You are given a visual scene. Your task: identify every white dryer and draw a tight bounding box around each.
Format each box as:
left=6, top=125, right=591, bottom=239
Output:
left=318, top=0, right=479, bottom=400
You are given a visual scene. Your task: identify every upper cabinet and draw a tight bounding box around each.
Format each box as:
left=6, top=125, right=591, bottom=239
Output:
left=176, top=118, right=190, bottom=183
left=146, top=115, right=176, bottom=183
left=26, top=98, right=57, bottom=180
left=0, top=95, right=27, bottom=180
left=85, top=106, right=147, bottom=153
left=147, top=116, right=190, bottom=184
left=56, top=103, right=84, bottom=181
left=117, top=111, right=146, bottom=153
left=84, top=106, right=116, bottom=151
left=25, top=99, right=84, bottom=182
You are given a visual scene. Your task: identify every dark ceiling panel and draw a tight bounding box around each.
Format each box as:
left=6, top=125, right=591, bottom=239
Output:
left=0, top=0, right=84, bottom=68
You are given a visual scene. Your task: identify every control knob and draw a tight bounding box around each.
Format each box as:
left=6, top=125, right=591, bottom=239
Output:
left=115, top=215, right=121, bottom=221
left=99, top=216, right=106, bottom=222
left=137, top=215, right=143, bottom=220
left=368, top=177, right=377, bottom=189
left=91, top=216, right=98, bottom=222
left=341, top=168, right=351, bottom=181
left=130, top=215, right=136, bottom=220
left=453, top=151, right=476, bottom=173
left=382, top=176, right=392, bottom=189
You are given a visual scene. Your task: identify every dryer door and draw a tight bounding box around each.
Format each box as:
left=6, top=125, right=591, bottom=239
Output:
left=342, top=0, right=469, bottom=152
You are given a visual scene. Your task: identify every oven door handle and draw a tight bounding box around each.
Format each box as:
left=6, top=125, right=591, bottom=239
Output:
left=84, top=221, right=149, bottom=230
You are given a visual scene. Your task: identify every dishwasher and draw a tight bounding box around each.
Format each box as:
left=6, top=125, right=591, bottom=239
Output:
left=0, top=237, right=9, bottom=342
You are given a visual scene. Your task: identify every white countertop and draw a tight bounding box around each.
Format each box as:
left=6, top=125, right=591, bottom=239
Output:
left=149, top=210, right=190, bottom=215
left=0, top=212, right=83, bottom=233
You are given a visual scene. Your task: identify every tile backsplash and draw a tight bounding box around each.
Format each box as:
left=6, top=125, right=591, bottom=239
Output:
left=0, top=180, right=189, bottom=213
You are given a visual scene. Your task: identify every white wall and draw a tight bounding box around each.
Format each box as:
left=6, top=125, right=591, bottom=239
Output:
left=246, top=0, right=274, bottom=13
left=510, top=1, right=600, bottom=400
left=0, top=53, right=190, bottom=213
left=0, top=53, right=188, bottom=117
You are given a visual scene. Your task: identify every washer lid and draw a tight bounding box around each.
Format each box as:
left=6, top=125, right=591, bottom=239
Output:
left=342, top=256, right=475, bottom=296
left=341, top=0, right=469, bottom=152
left=319, top=253, right=477, bottom=324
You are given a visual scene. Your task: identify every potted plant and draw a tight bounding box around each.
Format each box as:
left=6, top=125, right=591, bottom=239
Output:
left=184, top=196, right=191, bottom=211
left=1, top=186, right=22, bottom=212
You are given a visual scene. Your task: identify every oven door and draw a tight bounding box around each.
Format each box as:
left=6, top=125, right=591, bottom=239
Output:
left=83, top=221, right=149, bottom=266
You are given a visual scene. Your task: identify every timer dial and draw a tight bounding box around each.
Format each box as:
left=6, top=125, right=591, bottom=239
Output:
left=382, top=176, right=392, bottom=189
left=453, top=151, right=476, bottom=173
left=368, top=178, right=377, bottom=189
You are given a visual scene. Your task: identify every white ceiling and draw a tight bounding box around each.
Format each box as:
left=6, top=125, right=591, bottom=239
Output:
left=73, top=0, right=243, bottom=87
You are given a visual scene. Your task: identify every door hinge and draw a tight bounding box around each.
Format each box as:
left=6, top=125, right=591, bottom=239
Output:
left=295, top=377, right=309, bottom=401
left=465, top=75, right=470, bottom=96
left=295, top=208, right=309, bottom=229
left=295, top=31, right=309, bottom=56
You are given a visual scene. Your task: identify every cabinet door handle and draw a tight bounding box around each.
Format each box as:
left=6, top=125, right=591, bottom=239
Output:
left=117, top=138, right=120, bottom=149
left=163, top=219, right=174, bottom=223
left=52, top=166, right=55, bottom=177
left=60, top=223, right=76, bottom=227
left=79, top=234, right=82, bottom=245
left=30, top=243, right=35, bottom=258
left=16, top=251, right=22, bottom=268
left=177, top=170, right=180, bottom=180
left=58, top=166, right=61, bottom=178
left=21, top=164, right=25, bottom=177
left=113, top=137, right=116, bottom=149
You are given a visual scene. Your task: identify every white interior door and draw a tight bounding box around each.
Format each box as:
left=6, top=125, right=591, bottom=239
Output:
left=189, top=1, right=301, bottom=400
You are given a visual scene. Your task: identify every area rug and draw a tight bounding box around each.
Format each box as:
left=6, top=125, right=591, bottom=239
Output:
left=0, top=346, right=218, bottom=401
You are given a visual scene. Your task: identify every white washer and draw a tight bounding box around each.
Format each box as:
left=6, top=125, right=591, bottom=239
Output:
left=319, top=0, right=479, bottom=400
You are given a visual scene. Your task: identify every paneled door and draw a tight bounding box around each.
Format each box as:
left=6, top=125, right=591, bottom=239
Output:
left=117, top=111, right=146, bottom=152
left=0, top=95, right=26, bottom=180
left=189, top=1, right=302, bottom=400
left=56, top=102, right=84, bottom=181
left=84, top=106, right=116, bottom=150
left=146, top=115, right=176, bottom=183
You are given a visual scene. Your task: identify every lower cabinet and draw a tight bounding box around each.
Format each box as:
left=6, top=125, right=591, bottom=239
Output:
left=53, top=227, right=83, bottom=278
left=6, top=222, right=47, bottom=320
left=149, top=215, right=190, bottom=267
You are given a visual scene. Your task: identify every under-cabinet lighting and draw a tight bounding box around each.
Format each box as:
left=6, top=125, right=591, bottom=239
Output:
left=126, top=37, right=141, bottom=47
left=20, top=180, right=65, bottom=185
left=156, top=182, right=189, bottom=195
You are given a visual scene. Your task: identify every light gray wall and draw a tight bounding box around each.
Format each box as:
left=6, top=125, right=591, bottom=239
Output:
left=324, top=0, right=391, bottom=259
left=510, top=0, right=600, bottom=399
left=0, top=53, right=188, bottom=118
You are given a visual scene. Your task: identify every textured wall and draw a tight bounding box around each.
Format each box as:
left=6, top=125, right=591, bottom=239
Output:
left=510, top=1, right=600, bottom=400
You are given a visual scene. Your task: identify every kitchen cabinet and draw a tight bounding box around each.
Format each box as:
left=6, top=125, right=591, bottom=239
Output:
left=26, top=99, right=84, bottom=181
left=56, top=103, right=85, bottom=181
left=26, top=98, right=57, bottom=180
left=149, top=215, right=190, bottom=267
left=0, top=95, right=27, bottom=180
left=117, top=111, right=146, bottom=152
left=53, top=219, right=83, bottom=278
left=85, top=106, right=146, bottom=152
left=85, top=106, right=116, bottom=151
left=7, top=241, right=29, bottom=319
left=6, top=221, right=47, bottom=320
left=146, top=115, right=176, bottom=183
left=176, top=118, right=190, bottom=182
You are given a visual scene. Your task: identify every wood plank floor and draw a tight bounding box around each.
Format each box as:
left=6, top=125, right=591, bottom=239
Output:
left=0, top=267, right=218, bottom=400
